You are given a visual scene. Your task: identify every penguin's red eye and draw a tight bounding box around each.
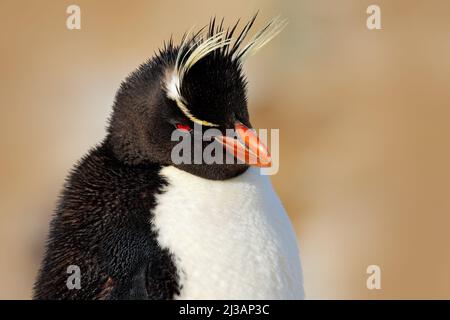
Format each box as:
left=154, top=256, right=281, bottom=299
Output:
left=175, top=123, right=191, bottom=132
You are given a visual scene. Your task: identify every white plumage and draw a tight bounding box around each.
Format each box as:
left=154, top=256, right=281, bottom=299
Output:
left=152, top=166, right=304, bottom=299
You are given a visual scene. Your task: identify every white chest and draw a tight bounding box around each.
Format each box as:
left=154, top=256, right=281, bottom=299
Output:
left=152, top=166, right=304, bottom=299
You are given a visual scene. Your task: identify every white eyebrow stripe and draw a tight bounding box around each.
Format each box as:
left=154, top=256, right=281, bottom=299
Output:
left=165, top=71, right=219, bottom=127
left=176, top=31, right=230, bottom=87
left=164, top=16, right=287, bottom=128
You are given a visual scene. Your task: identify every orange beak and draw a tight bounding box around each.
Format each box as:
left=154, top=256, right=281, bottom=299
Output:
left=215, top=121, right=272, bottom=167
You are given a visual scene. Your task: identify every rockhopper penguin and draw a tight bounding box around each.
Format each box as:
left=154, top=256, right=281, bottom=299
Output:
left=34, top=15, right=304, bottom=299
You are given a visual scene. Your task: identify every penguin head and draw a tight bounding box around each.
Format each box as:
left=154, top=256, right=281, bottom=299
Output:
left=107, top=15, right=286, bottom=180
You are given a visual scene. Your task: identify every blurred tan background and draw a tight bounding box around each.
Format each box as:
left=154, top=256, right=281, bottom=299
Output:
left=1, top=0, right=450, bottom=299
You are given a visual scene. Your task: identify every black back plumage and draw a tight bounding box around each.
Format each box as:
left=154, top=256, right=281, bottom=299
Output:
left=34, top=144, right=179, bottom=299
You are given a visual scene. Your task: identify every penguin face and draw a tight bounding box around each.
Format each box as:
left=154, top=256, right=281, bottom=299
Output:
left=107, top=16, right=285, bottom=180
left=163, top=54, right=254, bottom=180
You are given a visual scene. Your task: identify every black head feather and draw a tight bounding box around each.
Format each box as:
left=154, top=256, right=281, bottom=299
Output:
left=107, top=15, right=285, bottom=179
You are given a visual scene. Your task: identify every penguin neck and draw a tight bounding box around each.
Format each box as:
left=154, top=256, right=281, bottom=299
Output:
left=103, top=134, right=156, bottom=166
